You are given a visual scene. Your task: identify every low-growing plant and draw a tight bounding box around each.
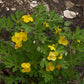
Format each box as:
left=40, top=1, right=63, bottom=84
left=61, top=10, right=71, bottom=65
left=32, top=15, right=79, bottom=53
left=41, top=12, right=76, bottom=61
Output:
left=0, top=4, right=84, bottom=84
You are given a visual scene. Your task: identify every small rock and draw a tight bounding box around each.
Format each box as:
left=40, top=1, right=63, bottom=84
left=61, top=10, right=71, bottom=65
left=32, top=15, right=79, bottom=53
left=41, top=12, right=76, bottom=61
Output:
left=24, top=0, right=28, bottom=2
left=63, top=10, right=78, bottom=19
left=0, top=0, right=3, bottom=3
left=24, top=0, right=26, bottom=2
left=6, top=7, right=10, bottom=11
left=53, top=0, right=59, bottom=3
left=42, top=1, right=49, bottom=11
left=11, top=7, right=16, bottom=11
left=43, top=3, right=49, bottom=11
left=16, top=0, right=23, bottom=5
left=65, top=1, right=74, bottom=9
left=30, top=1, right=38, bottom=9
left=1, top=4, right=4, bottom=7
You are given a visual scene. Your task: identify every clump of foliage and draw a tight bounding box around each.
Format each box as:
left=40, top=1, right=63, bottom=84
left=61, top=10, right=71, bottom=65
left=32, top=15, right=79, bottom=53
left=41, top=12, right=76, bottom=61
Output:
left=0, top=4, right=84, bottom=84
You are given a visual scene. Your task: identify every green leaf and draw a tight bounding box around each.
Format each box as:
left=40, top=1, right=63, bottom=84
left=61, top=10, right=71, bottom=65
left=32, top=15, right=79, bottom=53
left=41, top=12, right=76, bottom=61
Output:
left=82, top=78, right=84, bottom=84
left=21, top=23, right=34, bottom=33
left=49, top=10, right=55, bottom=19
left=12, top=66, right=18, bottom=72
left=11, top=14, right=17, bottom=22
left=5, top=75, right=18, bottom=84
left=44, top=60, right=48, bottom=67
left=40, top=61, right=45, bottom=68
left=0, top=74, right=3, bottom=83
left=64, top=21, right=72, bottom=26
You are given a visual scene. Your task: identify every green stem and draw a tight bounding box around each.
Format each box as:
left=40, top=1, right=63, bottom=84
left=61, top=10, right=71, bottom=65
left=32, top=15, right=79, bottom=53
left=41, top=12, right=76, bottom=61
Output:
left=69, top=45, right=74, bottom=79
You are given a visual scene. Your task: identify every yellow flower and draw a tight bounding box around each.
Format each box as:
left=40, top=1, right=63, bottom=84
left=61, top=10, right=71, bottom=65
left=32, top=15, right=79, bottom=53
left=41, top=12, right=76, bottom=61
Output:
left=77, top=39, right=80, bottom=43
left=46, top=62, right=55, bottom=71
left=11, top=31, right=27, bottom=49
left=58, top=35, right=68, bottom=46
left=48, top=44, right=56, bottom=51
left=46, top=66, right=50, bottom=71
left=52, top=44, right=55, bottom=47
left=22, top=14, right=33, bottom=23
left=56, top=65, right=61, bottom=69
left=21, top=63, right=31, bottom=73
left=20, top=29, right=24, bottom=32
left=47, top=51, right=59, bottom=61
left=21, top=68, right=31, bottom=73
left=46, top=23, right=49, bottom=27
left=17, top=18, right=23, bottom=24
left=43, top=22, right=49, bottom=27
left=55, top=26, right=62, bottom=34
left=58, top=54, right=63, bottom=59
left=11, top=33, right=22, bottom=44
left=11, top=32, right=22, bottom=43
left=20, top=31, right=27, bottom=41
left=15, top=42, right=22, bottom=49
left=15, top=44, right=19, bottom=49
left=21, top=63, right=31, bottom=68
left=48, top=62, right=52, bottom=66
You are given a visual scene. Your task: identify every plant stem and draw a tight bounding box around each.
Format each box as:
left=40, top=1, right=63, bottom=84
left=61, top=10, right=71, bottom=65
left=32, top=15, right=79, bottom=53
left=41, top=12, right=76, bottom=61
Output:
left=69, top=46, right=74, bottom=78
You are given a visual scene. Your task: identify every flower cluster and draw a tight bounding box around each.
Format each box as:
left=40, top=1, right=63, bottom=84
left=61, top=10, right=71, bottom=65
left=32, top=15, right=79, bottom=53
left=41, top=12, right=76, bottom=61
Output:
left=11, top=29, right=27, bottom=49
left=21, top=63, right=31, bottom=73
left=47, top=44, right=59, bottom=61
left=46, top=44, right=63, bottom=71
left=58, top=35, right=68, bottom=46
left=46, top=62, right=55, bottom=71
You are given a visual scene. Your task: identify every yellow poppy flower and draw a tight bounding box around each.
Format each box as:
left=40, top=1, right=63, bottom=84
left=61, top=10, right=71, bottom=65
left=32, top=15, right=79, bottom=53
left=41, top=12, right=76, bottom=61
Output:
left=58, top=35, right=68, bottom=45
left=20, top=32, right=27, bottom=41
left=21, top=68, right=31, bottom=73
left=46, top=66, right=50, bottom=71
left=15, top=42, right=22, bottom=49
left=21, top=63, right=31, bottom=69
left=14, top=32, right=22, bottom=43
left=22, top=14, right=33, bottom=23
left=46, top=62, right=55, bottom=71
left=50, top=66, right=55, bottom=71
left=47, top=51, right=59, bottom=61
left=21, top=63, right=31, bottom=73
left=11, top=34, right=22, bottom=44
